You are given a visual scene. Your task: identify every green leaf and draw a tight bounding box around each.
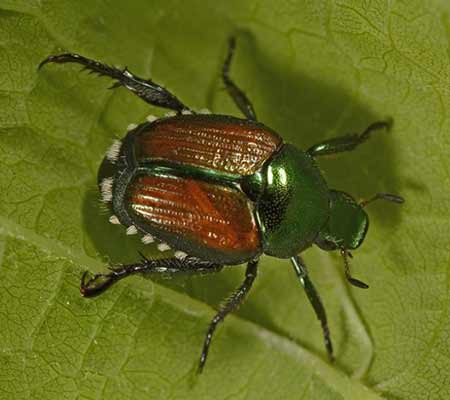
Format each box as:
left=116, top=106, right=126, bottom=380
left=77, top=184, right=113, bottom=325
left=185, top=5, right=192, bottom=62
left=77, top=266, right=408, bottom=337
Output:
left=0, top=1, right=448, bottom=399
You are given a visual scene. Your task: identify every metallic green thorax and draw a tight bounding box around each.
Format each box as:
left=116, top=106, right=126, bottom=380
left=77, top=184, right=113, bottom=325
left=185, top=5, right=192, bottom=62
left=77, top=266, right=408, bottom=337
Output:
left=316, top=190, right=369, bottom=250
left=255, top=144, right=330, bottom=258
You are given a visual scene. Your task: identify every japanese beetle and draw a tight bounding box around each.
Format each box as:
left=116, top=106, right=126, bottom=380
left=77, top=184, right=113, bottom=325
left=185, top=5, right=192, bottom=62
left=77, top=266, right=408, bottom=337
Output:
left=39, top=37, right=404, bottom=372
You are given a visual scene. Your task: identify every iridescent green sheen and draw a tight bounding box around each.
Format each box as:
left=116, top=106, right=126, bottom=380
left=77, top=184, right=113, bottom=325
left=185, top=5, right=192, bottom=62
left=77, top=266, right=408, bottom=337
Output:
left=317, top=190, right=369, bottom=250
left=256, top=144, right=330, bottom=258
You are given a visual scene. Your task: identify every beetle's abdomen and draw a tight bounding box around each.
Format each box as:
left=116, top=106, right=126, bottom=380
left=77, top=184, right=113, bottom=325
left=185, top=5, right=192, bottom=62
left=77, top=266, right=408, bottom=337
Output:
left=133, top=114, right=282, bottom=175
left=126, top=174, right=261, bottom=263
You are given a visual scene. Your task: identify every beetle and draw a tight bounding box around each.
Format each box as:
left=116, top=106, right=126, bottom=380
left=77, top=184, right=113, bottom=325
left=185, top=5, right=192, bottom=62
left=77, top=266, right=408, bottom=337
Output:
left=39, top=37, right=404, bottom=372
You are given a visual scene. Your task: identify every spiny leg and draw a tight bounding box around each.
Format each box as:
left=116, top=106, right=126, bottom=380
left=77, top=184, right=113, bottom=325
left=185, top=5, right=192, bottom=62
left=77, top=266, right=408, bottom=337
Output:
left=291, top=255, right=334, bottom=361
left=222, top=37, right=257, bottom=121
left=81, top=253, right=223, bottom=297
left=307, top=120, right=392, bottom=157
left=39, top=53, right=190, bottom=113
left=198, top=258, right=259, bottom=373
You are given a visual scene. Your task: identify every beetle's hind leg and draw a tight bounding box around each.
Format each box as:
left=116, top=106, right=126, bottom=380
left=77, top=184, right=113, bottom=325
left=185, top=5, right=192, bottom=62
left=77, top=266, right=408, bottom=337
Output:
left=307, top=120, right=392, bottom=157
left=198, top=258, right=258, bottom=373
left=80, top=254, right=223, bottom=297
left=222, top=37, right=257, bottom=121
left=39, top=53, right=191, bottom=114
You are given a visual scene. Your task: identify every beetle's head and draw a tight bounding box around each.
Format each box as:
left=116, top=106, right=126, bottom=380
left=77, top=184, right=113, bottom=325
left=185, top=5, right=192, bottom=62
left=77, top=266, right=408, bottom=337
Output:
left=315, top=190, right=368, bottom=251
left=315, top=189, right=404, bottom=288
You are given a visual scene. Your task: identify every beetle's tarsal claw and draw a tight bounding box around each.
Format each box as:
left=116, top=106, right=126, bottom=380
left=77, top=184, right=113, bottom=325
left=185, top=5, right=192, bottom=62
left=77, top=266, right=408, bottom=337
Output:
left=80, top=270, right=118, bottom=297
left=38, top=56, right=54, bottom=70
left=384, top=117, right=394, bottom=131
left=347, top=277, right=369, bottom=289
left=38, top=54, right=74, bottom=69
left=228, top=36, right=236, bottom=51
left=384, top=193, right=405, bottom=203
left=340, top=248, right=369, bottom=289
left=326, top=346, right=335, bottom=362
left=323, top=333, right=334, bottom=362
left=197, top=360, right=205, bottom=374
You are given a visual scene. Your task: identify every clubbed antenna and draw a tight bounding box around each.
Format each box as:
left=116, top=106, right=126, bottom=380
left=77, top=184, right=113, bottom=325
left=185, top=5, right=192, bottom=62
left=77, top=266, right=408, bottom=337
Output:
left=340, top=248, right=369, bottom=289
left=360, top=193, right=405, bottom=208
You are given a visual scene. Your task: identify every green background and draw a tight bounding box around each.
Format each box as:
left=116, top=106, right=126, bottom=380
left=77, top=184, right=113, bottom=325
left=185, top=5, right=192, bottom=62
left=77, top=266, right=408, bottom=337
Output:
left=0, top=1, right=449, bottom=399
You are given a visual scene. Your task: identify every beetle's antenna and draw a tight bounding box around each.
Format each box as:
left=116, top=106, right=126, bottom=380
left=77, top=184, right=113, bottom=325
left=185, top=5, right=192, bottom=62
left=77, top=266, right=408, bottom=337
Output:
left=360, top=193, right=404, bottom=208
left=340, top=248, right=369, bottom=289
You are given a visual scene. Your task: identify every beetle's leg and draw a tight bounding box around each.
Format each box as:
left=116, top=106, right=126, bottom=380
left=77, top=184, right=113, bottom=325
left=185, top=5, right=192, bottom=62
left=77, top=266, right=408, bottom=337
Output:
left=307, top=120, right=391, bottom=157
left=291, top=255, right=334, bottom=362
left=81, top=254, right=223, bottom=297
left=198, top=258, right=258, bottom=373
left=340, top=248, right=369, bottom=289
left=39, top=53, right=190, bottom=113
left=222, top=37, right=257, bottom=121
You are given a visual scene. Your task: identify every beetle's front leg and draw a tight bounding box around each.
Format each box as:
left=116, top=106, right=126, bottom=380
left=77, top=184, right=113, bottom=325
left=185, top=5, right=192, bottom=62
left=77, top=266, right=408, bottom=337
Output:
left=291, top=255, right=334, bottom=361
left=81, top=254, right=223, bottom=297
left=307, top=120, right=391, bottom=157
left=39, top=53, right=191, bottom=113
